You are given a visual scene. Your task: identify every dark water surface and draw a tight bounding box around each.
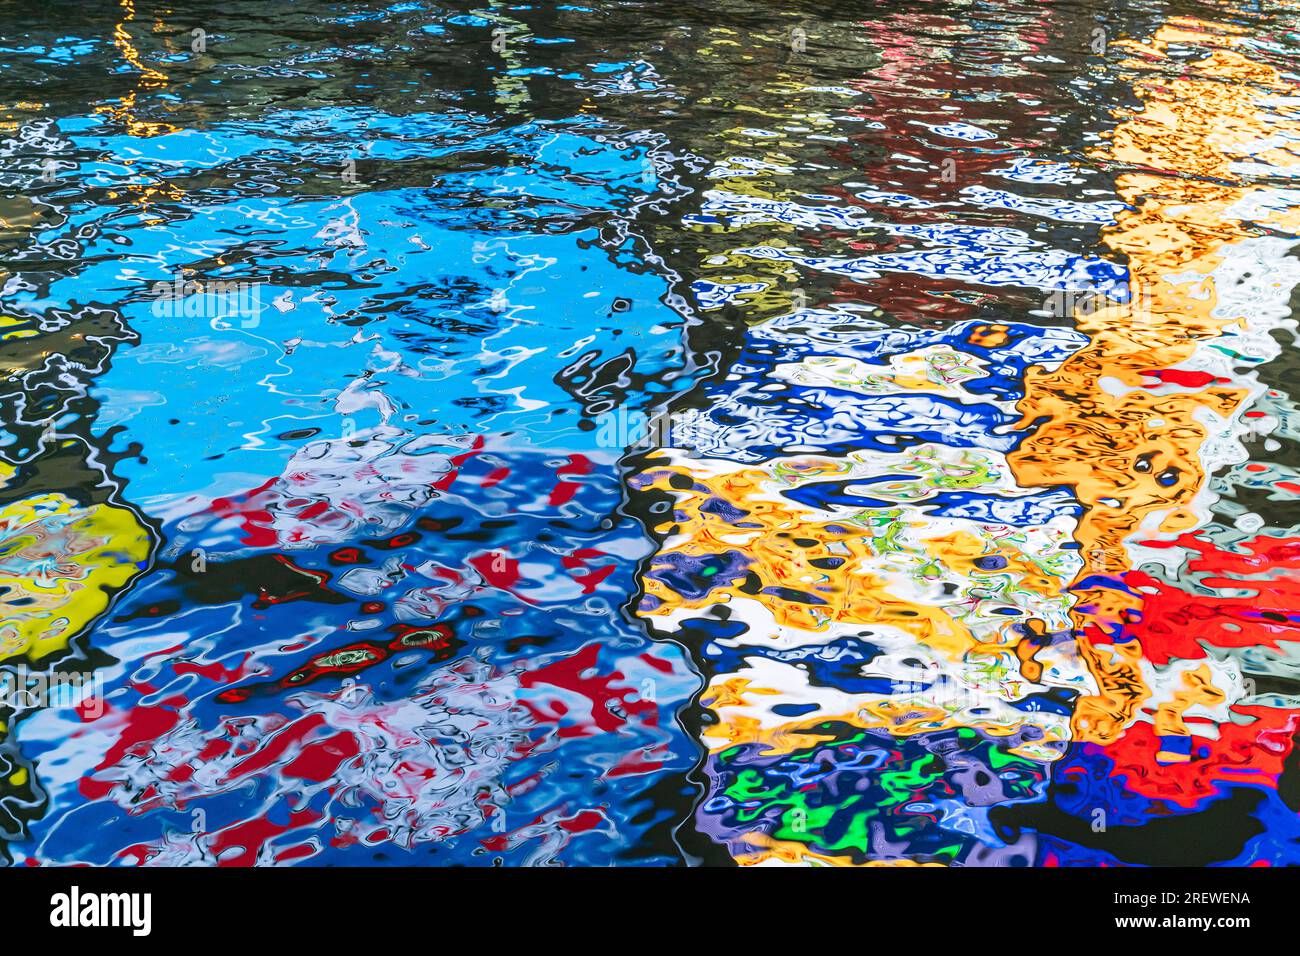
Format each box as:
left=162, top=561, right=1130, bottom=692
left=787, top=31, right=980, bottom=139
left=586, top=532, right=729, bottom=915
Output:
left=1, top=0, right=1299, bottom=865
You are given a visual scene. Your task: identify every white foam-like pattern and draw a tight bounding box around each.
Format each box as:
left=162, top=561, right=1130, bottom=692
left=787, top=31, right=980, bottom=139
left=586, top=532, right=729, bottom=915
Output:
left=961, top=184, right=1127, bottom=224
left=770, top=348, right=1018, bottom=410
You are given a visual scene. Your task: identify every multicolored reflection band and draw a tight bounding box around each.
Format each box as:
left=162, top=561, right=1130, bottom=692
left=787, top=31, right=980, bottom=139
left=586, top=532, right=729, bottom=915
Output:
left=634, top=16, right=1300, bottom=866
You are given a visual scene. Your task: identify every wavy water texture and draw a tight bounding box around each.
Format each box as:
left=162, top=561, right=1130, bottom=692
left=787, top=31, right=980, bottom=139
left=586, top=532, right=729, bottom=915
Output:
left=2, top=0, right=701, bottom=866
left=1, top=0, right=1298, bottom=867
left=632, top=8, right=1300, bottom=865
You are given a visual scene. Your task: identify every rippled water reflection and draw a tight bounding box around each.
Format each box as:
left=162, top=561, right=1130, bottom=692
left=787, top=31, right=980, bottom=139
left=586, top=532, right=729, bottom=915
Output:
left=2, top=0, right=1299, bottom=866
